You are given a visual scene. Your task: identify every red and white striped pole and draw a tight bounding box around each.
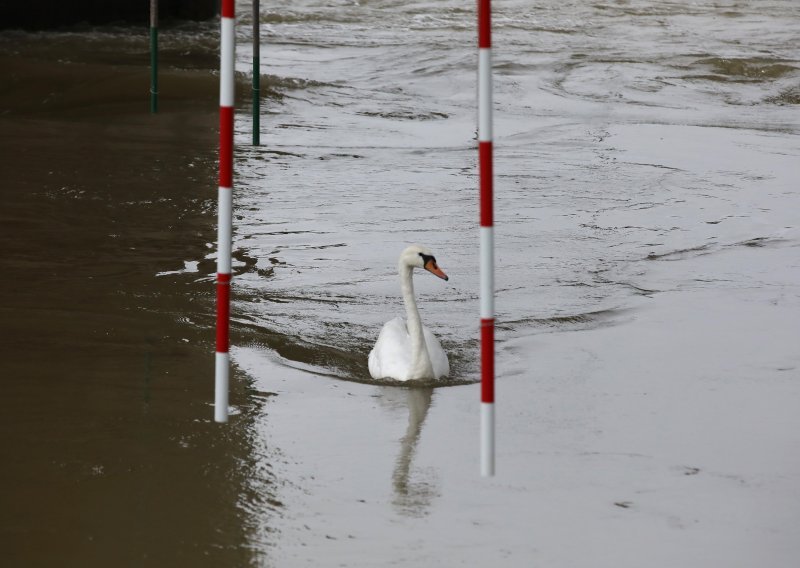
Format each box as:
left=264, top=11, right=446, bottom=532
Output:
left=216, top=0, right=235, bottom=423
left=478, top=0, right=495, bottom=476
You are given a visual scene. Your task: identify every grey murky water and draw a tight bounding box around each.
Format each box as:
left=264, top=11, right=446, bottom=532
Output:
left=1, top=0, right=798, bottom=565
left=226, top=0, right=799, bottom=383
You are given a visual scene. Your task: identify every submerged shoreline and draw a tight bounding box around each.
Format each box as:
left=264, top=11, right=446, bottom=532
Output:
left=0, top=37, right=272, bottom=566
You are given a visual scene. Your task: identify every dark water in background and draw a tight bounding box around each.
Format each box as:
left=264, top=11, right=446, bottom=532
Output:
left=1, top=1, right=798, bottom=565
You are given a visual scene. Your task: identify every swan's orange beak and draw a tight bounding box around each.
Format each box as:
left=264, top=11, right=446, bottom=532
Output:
left=424, top=259, right=449, bottom=281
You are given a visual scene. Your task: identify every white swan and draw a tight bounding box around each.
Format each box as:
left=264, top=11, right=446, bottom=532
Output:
left=368, top=245, right=450, bottom=381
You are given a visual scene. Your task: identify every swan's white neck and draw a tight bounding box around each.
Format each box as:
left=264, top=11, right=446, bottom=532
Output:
left=399, top=262, right=434, bottom=380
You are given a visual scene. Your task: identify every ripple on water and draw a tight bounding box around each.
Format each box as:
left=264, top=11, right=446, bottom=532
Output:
left=217, top=0, right=800, bottom=387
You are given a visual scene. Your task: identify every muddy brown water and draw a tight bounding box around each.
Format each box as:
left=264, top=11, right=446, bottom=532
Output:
left=0, top=50, right=272, bottom=566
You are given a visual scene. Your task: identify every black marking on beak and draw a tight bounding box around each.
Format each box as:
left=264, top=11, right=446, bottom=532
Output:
left=420, top=252, right=448, bottom=281
left=419, top=252, right=436, bottom=265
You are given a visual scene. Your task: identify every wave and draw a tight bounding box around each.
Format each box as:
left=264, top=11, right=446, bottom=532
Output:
left=232, top=317, right=477, bottom=387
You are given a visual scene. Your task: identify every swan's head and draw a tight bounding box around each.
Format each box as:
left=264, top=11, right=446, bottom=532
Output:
left=400, top=245, right=449, bottom=281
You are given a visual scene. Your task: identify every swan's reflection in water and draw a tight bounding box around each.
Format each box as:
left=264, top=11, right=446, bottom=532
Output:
left=390, top=386, right=439, bottom=517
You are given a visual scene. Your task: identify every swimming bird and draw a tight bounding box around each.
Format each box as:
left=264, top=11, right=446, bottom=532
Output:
left=368, top=245, right=450, bottom=381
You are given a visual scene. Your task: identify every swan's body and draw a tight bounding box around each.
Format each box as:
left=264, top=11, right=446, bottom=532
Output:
left=368, top=245, right=450, bottom=381
left=368, top=316, right=449, bottom=380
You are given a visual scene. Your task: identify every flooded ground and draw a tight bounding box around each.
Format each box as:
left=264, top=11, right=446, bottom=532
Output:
left=1, top=1, right=799, bottom=566
left=0, top=35, right=272, bottom=565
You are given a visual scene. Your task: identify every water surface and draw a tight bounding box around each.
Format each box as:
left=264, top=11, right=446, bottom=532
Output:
left=1, top=0, right=798, bottom=565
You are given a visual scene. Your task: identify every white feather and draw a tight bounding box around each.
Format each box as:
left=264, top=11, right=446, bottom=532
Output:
left=368, top=245, right=450, bottom=381
left=368, top=317, right=450, bottom=381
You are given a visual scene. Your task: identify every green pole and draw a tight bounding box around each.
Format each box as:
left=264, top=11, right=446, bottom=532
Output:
left=252, top=0, right=260, bottom=145
left=150, top=0, right=158, bottom=113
